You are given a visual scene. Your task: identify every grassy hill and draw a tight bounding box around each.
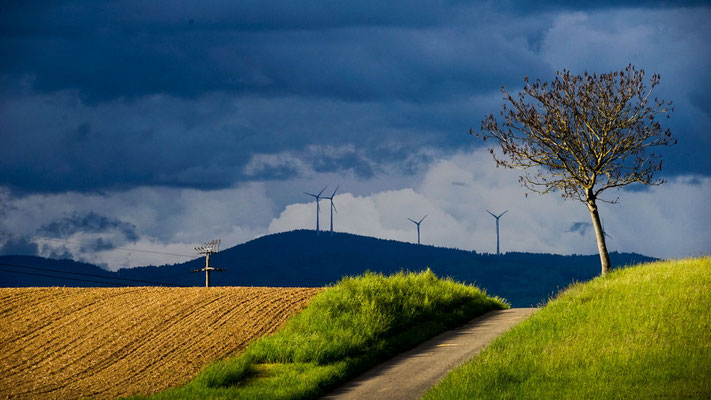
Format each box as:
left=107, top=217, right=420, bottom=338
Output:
left=424, top=258, right=711, bottom=399
left=0, top=286, right=321, bottom=399
left=134, top=270, right=507, bottom=399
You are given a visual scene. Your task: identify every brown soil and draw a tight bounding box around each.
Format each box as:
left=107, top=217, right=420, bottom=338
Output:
left=0, top=286, right=322, bottom=399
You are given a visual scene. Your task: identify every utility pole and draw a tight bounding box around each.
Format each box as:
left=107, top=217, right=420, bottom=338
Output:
left=192, top=239, right=223, bottom=287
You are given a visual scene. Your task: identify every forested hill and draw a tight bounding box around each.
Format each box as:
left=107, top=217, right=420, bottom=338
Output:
left=0, top=230, right=655, bottom=306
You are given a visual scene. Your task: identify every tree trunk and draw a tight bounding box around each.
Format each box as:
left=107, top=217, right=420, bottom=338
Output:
left=587, top=197, right=611, bottom=275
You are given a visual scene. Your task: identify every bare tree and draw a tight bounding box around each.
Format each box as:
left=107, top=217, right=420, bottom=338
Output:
left=476, top=65, right=675, bottom=275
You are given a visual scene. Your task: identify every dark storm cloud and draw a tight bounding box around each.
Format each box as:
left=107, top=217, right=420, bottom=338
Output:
left=0, top=235, right=39, bottom=256
left=41, top=244, right=73, bottom=260
left=689, top=89, right=711, bottom=118
left=0, top=0, right=449, bottom=35
left=0, top=0, right=709, bottom=194
left=38, top=212, right=139, bottom=242
left=568, top=222, right=592, bottom=236
left=496, top=0, right=710, bottom=13
left=244, top=164, right=300, bottom=181
left=243, top=145, right=379, bottom=181
left=2, top=26, right=520, bottom=103
left=80, top=237, right=117, bottom=252
left=1, top=0, right=705, bottom=102
left=1, top=1, right=551, bottom=102
left=310, top=147, right=376, bottom=178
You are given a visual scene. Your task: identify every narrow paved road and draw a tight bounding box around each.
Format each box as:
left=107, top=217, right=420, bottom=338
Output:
left=322, top=308, right=536, bottom=400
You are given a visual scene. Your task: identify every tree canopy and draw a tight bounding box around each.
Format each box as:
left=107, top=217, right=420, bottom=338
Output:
left=476, top=65, right=675, bottom=274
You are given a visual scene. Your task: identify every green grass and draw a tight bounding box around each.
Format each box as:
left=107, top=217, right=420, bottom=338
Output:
left=130, top=269, right=507, bottom=400
left=424, top=258, right=711, bottom=400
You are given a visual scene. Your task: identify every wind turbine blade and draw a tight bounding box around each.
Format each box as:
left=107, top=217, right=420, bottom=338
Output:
left=499, top=210, right=509, bottom=218
left=305, top=192, right=317, bottom=197
left=486, top=210, right=497, bottom=218
left=332, top=203, right=337, bottom=213
left=419, top=215, right=427, bottom=223
left=408, top=218, right=417, bottom=224
left=601, top=218, right=611, bottom=239
left=331, top=185, right=339, bottom=197
left=317, top=186, right=328, bottom=197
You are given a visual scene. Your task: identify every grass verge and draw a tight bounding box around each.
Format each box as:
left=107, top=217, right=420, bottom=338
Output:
left=130, top=269, right=507, bottom=399
left=423, top=258, right=711, bottom=400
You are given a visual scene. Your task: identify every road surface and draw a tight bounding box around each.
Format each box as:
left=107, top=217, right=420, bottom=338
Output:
left=322, top=308, right=536, bottom=400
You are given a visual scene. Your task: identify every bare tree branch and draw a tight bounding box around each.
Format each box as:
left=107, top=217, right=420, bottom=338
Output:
left=475, top=65, right=675, bottom=275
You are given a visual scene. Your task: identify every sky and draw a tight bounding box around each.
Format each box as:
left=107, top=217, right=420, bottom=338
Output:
left=1, top=1, right=710, bottom=270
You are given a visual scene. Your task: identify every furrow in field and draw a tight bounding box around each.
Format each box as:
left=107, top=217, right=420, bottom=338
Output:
left=0, top=288, right=145, bottom=350
left=0, top=287, right=108, bottom=345
left=0, top=286, right=321, bottom=400
left=0, top=288, right=56, bottom=317
left=89, top=288, right=319, bottom=399
left=16, top=289, right=228, bottom=397
left=2, top=289, right=160, bottom=395
left=97, top=289, right=282, bottom=392
left=0, top=288, right=153, bottom=378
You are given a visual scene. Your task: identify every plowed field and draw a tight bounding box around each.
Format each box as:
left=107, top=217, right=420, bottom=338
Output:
left=0, top=286, right=322, bottom=399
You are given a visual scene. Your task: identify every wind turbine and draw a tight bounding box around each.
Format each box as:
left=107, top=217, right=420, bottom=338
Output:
left=323, top=185, right=339, bottom=235
left=486, top=210, right=508, bottom=255
left=408, top=215, right=427, bottom=245
left=601, top=218, right=612, bottom=239
left=304, top=186, right=328, bottom=235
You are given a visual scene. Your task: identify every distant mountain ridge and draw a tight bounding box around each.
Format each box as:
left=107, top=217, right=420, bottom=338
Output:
left=0, top=230, right=655, bottom=307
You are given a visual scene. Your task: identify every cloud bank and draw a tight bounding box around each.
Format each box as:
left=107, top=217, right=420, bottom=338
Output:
left=1, top=4, right=709, bottom=194
left=271, top=149, right=710, bottom=259
left=1, top=2, right=709, bottom=266
left=2, top=149, right=709, bottom=269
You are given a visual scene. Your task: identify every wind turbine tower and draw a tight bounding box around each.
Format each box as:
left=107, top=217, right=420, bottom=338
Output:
left=487, top=210, right=508, bottom=255
left=192, top=239, right=223, bottom=287
left=408, top=215, right=427, bottom=245
left=305, top=186, right=328, bottom=235
left=323, top=185, right=339, bottom=235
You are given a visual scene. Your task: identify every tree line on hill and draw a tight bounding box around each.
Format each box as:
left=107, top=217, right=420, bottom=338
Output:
left=0, top=230, right=655, bottom=307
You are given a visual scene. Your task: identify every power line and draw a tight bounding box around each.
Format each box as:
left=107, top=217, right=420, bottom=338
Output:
left=0, top=268, right=131, bottom=287
left=1, top=262, right=187, bottom=287
left=32, top=237, right=195, bottom=258
left=0, top=262, right=188, bottom=287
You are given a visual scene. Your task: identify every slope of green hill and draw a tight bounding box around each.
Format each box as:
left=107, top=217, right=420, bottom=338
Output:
left=130, top=269, right=507, bottom=400
left=424, top=258, right=711, bottom=400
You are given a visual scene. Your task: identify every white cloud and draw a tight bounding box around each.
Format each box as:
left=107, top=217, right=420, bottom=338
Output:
left=540, top=8, right=711, bottom=81
left=267, top=189, right=459, bottom=245
left=0, top=183, right=274, bottom=270
left=609, top=177, right=711, bottom=259
left=268, top=149, right=711, bottom=258
left=2, top=149, right=709, bottom=270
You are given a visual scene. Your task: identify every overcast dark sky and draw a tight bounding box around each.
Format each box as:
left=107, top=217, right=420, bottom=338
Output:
left=1, top=1, right=709, bottom=268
